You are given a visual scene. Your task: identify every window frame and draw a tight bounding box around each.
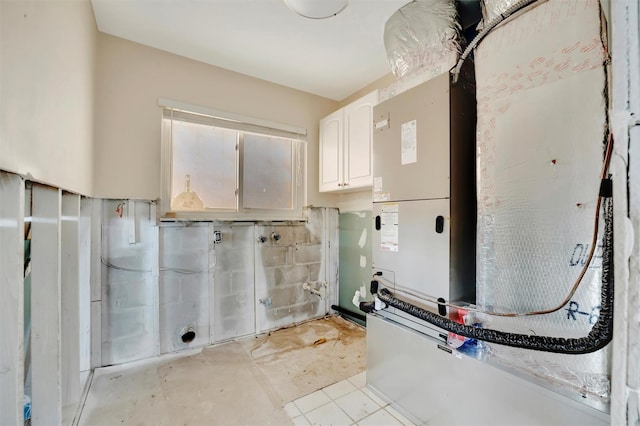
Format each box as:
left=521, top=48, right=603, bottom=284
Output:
left=160, top=101, right=307, bottom=222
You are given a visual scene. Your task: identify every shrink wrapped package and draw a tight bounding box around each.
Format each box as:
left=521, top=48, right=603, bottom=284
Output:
left=481, top=0, right=523, bottom=24
left=475, top=0, right=611, bottom=402
left=380, top=0, right=461, bottom=101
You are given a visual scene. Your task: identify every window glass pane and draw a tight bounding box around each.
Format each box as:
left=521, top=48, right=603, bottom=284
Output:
left=243, top=134, right=293, bottom=210
left=170, top=120, right=237, bottom=210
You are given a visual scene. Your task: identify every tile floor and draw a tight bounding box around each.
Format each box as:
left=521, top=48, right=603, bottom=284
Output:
left=285, top=372, right=416, bottom=426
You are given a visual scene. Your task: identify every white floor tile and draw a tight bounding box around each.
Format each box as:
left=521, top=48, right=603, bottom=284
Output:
left=360, top=387, right=387, bottom=408
left=385, top=406, right=417, bottom=426
left=348, top=371, right=366, bottom=389
left=305, top=401, right=353, bottom=426
left=358, top=409, right=403, bottom=426
left=292, top=415, right=312, bottom=426
left=284, top=402, right=302, bottom=418
left=323, top=379, right=357, bottom=400
left=294, top=390, right=332, bottom=414
left=335, top=389, right=378, bottom=422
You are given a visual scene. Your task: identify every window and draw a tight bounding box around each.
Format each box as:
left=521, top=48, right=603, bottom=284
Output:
left=161, top=102, right=306, bottom=220
left=170, top=121, right=237, bottom=211
left=243, top=134, right=293, bottom=210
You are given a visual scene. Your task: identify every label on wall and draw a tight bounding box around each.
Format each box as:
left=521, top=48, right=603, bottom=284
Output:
left=401, top=120, right=417, bottom=165
left=373, top=193, right=391, bottom=202
left=373, top=176, right=383, bottom=192
left=381, top=203, right=399, bottom=252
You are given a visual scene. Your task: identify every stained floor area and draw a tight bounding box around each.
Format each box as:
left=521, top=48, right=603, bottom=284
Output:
left=78, top=316, right=368, bottom=425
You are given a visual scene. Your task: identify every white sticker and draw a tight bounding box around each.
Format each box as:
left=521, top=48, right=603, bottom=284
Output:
left=401, top=120, right=417, bottom=165
left=373, top=193, right=390, bottom=202
left=375, top=118, right=389, bottom=130
left=358, top=228, right=367, bottom=248
left=373, top=176, right=383, bottom=192
left=381, top=203, right=399, bottom=252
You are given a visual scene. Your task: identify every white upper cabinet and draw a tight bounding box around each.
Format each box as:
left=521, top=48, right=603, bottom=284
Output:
left=319, top=109, right=343, bottom=192
left=319, top=90, right=378, bottom=192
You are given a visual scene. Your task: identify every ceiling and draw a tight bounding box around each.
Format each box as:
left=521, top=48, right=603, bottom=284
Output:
left=91, top=0, right=414, bottom=101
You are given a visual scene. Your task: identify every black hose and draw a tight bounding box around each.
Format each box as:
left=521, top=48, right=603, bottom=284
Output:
left=376, top=195, right=614, bottom=355
left=331, top=304, right=367, bottom=322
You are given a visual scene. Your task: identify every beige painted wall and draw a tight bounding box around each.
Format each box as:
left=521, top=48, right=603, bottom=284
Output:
left=0, top=0, right=97, bottom=196
left=94, top=33, right=340, bottom=207
left=340, top=72, right=396, bottom=107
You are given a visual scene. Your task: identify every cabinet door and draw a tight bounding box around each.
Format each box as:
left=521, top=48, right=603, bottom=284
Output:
left=319, top=109, right=344, bottom=192
left=344, top=90, right=377, bottom=189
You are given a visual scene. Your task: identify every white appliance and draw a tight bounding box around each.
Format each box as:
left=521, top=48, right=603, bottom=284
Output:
left=366, top=70, right=609, bottom=425
left=370, top=70, right=476, bottom=339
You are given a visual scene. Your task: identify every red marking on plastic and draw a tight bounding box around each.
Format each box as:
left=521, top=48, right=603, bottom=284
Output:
left=572, top=59, right=592, bottom=72
left=562, top=41, right=581, bottom=54
left=554, top=60, right=570, bottom=72
left=529, top=56, right=546, bottom=68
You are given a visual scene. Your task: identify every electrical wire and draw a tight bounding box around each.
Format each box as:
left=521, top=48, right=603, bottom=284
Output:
left=101, top=257, right=151, bottom=273
left=101, top=257, right=214, bottom=275
left=159, top=267, right=215, bottom=275
left=375, top=134, right=614, bottom=318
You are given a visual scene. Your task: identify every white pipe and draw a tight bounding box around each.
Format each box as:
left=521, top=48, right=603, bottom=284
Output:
left=303, top=282, right=326, bottom=299
left=352, top=290, right=362, bottom=308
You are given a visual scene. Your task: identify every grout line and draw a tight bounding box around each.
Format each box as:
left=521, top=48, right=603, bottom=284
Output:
left=302, top=397, right=358, bottom=425
left=289, top=373, right=372, bottom=425
left=335, top=399, right=357, bottom=425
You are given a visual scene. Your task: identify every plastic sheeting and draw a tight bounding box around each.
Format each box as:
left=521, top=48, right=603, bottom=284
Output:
left=381, top=0, right=460, bottom=101
left=101, top=200, right=159, bottom=365
left=212, top=223, right=256, bottom=342
left=338, top=211, right=372, bottom=325
left=159, top=223, right=211, bottom=352
left=481, top=0, right=523, bottom=25
left=475, top=0, right=611, bottom=402
left=102, top=205, right=338, bottom=363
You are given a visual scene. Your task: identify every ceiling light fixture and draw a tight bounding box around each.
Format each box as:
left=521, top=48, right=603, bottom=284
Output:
left=284, top=0, right=350, bottom=19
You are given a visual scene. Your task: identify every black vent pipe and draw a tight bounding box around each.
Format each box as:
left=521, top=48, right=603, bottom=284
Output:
left=331, top=304, right=367, bottom=322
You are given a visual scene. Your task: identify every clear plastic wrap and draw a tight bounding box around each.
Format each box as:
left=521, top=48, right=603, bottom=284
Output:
left=481, top=0, right=522, bottom=24
left=474, top=0, right=611, bottom=402
left=383, top=0, right=461, bottom=82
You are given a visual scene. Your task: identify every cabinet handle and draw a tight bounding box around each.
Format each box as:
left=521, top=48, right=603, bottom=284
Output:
left=435, top=215, right=445, bottom=234
left=343, top=182, right=349, bottom=186
left=338, top=183, right=343, bottom=187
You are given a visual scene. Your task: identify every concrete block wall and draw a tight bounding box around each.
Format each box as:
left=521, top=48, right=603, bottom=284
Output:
left=101, top=200, right=159, bottom=365
left=212, top=223, right=255, bottom=342
left=254, top=208, right=338, bottom=333
left=100, top=206, right=338, bottom=363
left=159, top=223, right=210, bottom=353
